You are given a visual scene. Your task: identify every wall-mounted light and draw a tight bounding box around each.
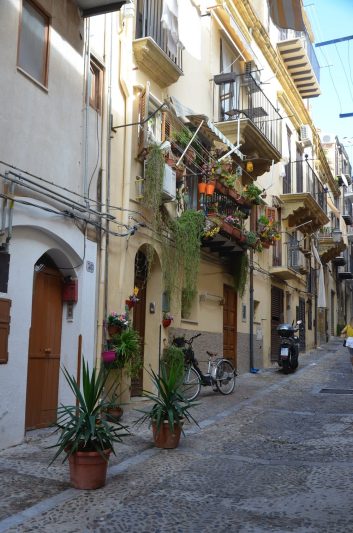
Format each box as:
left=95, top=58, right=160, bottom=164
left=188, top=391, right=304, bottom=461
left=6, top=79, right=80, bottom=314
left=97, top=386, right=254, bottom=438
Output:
left=246, top=161, right=254, bottom=173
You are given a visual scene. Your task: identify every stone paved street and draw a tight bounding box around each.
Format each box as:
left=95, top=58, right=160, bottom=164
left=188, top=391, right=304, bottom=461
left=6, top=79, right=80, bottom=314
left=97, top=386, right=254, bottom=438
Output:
left=1, top=338, right=353, bottom=532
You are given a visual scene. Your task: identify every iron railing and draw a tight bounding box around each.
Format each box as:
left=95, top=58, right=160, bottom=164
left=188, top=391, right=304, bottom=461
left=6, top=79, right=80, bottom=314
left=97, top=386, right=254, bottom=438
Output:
left=214, top=73, right=282, bottom=154
left=135, top=0, right=183, bottom=71
left=283, top=158, right=327, bottom=214
left=278, top=29, right=320, bottom=83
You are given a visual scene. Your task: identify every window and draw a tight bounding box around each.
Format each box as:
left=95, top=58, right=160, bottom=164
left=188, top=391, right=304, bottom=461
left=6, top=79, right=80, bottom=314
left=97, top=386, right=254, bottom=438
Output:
left=0, top=299, right=11, bottom=364
left=18, top=0, right=49, bottom=87
left=89, top=57, right=103, bottom=112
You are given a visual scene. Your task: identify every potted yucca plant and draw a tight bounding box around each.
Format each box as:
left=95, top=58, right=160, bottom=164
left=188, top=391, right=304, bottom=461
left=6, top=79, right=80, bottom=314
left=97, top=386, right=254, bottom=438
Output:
left=49, top=359, right=129, bottom=489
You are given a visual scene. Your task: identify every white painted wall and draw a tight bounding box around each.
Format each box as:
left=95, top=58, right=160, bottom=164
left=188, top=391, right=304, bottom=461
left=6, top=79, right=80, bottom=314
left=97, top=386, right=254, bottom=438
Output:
left=0, top=204, right=97, bottom=450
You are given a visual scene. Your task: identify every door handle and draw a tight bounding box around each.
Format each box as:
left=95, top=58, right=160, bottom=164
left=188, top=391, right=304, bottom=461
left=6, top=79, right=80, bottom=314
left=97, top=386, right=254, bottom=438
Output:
left=44, top=348, right=51, bottom=355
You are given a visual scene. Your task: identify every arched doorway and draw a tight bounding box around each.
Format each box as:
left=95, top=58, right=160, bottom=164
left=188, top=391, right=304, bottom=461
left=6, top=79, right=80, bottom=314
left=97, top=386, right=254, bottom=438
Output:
left=131, top=250, right=148, bottom=396
left=25, top=254, right=64, bottom=430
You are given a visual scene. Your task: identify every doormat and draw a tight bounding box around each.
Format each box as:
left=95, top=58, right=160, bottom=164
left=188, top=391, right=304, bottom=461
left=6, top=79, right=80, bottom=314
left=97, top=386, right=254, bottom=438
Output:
left=320, top=389, right=353, bottom=394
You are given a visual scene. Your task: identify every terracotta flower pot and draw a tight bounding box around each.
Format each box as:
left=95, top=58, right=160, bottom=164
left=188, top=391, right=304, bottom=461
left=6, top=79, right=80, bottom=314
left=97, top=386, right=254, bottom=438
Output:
left=68, top=449, right=111, bottom=490
left=206, top=182, right=215, bottom=195
left=107, top=324, right=121, bottom=337
left=125, top=300, right=134, bottom=310
left=104, top=406, right=123, bottom=422
left=101, top=350, right=116, bottom=364
left=152, top=420, right=183, bottom=449
left=198, top=182, right=207, bottom=194
left=262, top=242, right=270, bottom=249
left=162, top=319, right=172, bottom=328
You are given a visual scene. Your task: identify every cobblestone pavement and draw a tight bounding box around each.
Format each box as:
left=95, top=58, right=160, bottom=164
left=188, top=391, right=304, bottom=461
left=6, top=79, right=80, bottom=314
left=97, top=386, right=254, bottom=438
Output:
left=1, top=338, right=353, bottom=532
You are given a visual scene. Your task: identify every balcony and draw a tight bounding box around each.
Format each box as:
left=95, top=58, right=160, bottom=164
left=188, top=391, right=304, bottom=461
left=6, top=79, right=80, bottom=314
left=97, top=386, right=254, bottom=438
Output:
left=200, top=188, right=250, bottom=257
left=270, top=241, right=308, bottom=280
left=280, top=158, right=329, bottom=233
left=318, top=228, right=346, bottom=264
left=342, top=200, right=353, bottom=225
left=74, top=0, right=127, bottom=17
left=134, top=0, right=183, bottom=88
left=213, top=73, right=282, bottom=177
left=277, top=29, right=320, bottom=99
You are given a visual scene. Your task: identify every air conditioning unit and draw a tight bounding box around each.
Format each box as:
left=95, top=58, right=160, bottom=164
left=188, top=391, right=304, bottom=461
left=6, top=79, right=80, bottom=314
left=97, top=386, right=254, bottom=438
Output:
left=141, top=163, right=176, bottom=203
left=300, top=124, right=313, bottom=147
left=162, top=164, right=176, bottom=201
left=244, top=61, right=261, bottom=84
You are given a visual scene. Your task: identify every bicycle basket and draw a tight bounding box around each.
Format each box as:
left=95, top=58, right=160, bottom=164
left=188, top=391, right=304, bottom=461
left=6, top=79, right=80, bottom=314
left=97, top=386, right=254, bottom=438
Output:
left=172, top=336, right=186, bottom=348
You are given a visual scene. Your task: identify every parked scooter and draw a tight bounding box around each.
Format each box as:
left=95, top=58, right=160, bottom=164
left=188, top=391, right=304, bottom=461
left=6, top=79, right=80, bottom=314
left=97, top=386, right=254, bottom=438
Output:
left=277, top=320, right=302, bottom=374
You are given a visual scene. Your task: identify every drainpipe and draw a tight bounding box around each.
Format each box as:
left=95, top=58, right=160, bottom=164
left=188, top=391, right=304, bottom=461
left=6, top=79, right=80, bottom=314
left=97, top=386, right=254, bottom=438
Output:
left=96, top=14, right=113, bottom=367
left=249, top=248, right=254, bottom=371
left=117, top=3, right=135, bottom=294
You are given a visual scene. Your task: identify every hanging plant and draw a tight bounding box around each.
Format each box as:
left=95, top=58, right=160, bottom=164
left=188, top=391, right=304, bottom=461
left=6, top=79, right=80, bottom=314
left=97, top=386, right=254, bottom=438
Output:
left=162, top=210, right=205, bottom=316
left=232, top=252, right=249, bottom=297
left=143, top=144, right=165, bottom=212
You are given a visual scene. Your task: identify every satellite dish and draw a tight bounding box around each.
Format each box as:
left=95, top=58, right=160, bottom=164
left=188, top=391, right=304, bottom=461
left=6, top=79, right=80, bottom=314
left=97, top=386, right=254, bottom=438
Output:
left=341, top=174, right=349, bottom=187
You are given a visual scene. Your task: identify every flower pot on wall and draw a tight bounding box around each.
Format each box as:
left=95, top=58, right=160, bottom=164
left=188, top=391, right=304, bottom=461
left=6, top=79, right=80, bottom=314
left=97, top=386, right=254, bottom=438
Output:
left=162, top=319, right=172, bottom=328
left=107, top=325, right=121, bottom=337
left=125, top=300, right=134, bottom=310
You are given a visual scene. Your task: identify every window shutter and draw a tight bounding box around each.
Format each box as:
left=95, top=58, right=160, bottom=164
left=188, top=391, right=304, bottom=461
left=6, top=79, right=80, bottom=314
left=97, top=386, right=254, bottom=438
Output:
left=265, top=207, right=276, bottom=221
left=0, top=298, right=11, bottom=364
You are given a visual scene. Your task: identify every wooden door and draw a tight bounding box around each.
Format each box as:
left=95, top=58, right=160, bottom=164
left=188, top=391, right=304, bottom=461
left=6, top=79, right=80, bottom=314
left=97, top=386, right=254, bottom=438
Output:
left=223, top=285, right=237, bottom=369
left=25, top=267, right=63, bottom=430
left=271, top=286, right=284, bottom=361
left=296, top=298, right=306, bottom=351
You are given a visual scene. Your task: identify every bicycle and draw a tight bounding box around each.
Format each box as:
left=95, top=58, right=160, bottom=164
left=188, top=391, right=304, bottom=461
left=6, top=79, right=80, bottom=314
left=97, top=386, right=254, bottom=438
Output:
left=172, top=333, right=237, bottom=401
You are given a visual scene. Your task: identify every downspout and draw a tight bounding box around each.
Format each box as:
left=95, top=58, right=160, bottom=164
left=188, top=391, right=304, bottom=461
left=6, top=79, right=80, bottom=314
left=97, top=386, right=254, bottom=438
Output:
left=96, top=14, right=113, bottom=367
left=249, top=248, right=254, bottom=371
left=83, top=18, right=91, bottom=207
left=117, top=3, right=135, bottom=293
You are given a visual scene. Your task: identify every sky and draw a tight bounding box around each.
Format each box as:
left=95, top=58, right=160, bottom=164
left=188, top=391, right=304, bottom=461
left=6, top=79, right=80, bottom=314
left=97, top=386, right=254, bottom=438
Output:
left=305, top=0, right=353, bottom=162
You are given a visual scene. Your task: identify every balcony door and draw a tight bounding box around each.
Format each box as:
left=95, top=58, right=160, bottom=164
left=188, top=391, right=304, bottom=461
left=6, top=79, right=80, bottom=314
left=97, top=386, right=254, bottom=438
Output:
left=283, top=127, right=292, bottom=193
left=296, top=146, right=304, bottom=192
left=219, top=38, right=240, bottom=120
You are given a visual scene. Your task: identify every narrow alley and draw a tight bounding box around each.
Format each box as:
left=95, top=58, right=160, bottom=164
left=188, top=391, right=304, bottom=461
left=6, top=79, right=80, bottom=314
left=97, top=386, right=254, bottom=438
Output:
left=1, top=338, right=353, bottom=532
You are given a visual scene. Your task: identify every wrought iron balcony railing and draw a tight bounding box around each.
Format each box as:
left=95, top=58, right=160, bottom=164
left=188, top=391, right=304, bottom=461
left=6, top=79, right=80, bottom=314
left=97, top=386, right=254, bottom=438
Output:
left=282, top=157, right=327, bottom=214
left=135, top=0, right=183, bottom=71
left=214, top=73, right=282, bottom=154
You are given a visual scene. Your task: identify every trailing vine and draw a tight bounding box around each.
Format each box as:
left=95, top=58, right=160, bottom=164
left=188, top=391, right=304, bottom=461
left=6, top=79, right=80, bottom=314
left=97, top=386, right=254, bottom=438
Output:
left=162, top=210, right=205, bottom=316
left=143, top=144, right=165, bottom=211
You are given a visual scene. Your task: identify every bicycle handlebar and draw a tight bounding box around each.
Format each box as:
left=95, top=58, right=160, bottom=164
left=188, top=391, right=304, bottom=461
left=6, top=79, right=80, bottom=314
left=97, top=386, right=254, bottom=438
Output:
left=184, top=333, right=201, bottom=344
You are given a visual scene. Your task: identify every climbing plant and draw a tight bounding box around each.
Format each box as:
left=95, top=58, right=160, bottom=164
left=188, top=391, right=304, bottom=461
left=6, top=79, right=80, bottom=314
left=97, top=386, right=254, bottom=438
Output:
left=143, top=143, right=165, bottom=212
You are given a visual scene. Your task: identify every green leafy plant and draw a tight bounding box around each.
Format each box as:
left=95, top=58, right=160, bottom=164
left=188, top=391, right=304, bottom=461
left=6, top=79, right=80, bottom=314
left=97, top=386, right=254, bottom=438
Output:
left=135, top=363, right=198, bottom=434
left=162, top=345, right=185, bottom=382
left=110, top=328, right=142, bottom=378
left=143, top=143, right=165, bottom=212
left=245, top=231, right=258, bottom=246
left=172, top=128, right=193, bottom=149
left=49, top=359, right=129, bottom=464
left=243, top=183, right=263, bottom=204
left=163, top=210, right=205, bottom=316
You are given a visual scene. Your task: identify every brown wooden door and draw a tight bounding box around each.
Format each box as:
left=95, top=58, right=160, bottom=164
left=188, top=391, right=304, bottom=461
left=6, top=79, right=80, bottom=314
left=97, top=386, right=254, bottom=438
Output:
left=223, top=284, right=237, bottom=369
left=131, top=281, right=146, bottom=396
left=25, top=267, right=63, bottom=430
left=271, top=286, right=284, bottom=361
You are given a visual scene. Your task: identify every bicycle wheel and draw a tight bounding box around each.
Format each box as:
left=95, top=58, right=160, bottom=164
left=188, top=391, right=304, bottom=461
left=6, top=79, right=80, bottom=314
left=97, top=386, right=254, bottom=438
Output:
left=215, top=359, right=236, bottom=395
left=180, top=366, right=201, bottom=401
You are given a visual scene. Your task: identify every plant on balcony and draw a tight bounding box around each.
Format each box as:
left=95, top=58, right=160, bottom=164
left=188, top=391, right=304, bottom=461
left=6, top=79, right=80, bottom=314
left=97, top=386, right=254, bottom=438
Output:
left=245, top=231, right=259, bottom=248
left=243, top=183, right=263, bottom=204
left=258, top=220, right=281, bottom=244
left=203, top=218, right=220, bottom=240
left=107, top=327, right=142, bottom=378
left=224, top=214, right=243, bottom=230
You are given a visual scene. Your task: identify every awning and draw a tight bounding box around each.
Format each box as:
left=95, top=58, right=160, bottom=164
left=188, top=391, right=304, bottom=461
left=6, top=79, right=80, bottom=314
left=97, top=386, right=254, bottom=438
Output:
left=326, top=196, right=340, bottom=218
left=268, top=0, right=306, bottom=32
left=169, top=96, right=244, bottom=160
